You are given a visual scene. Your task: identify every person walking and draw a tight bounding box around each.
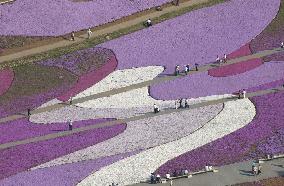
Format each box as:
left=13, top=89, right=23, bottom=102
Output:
left=87, top=28, right=92, bottom=39
left=179, top=98, right=183, bottom=108
left=224, top=54, right=227, bottom=63
left=71, top=31, right=75, bottom=41
left=185, top=99, right=189, bottom=108
left=195, top=63, right=199, bottom=71
left=175, top=65, right=180, bottom=76
left=170, top=179, right=173, bottom=186
left=68, top=120, right=73, bottom=131
left=242, top=89, right=246, bottom=98
left=175, top=99, right=179, bottom=109
left=27, top=109, right=31, bottom=117
left=146, top=19, right=152, bottom=27
left=281, top=42, right=284, bottom=48
left=154, top=104, right=160, bottom=113
left=216, top=55, right=220, bottom=63
left=184, top=65, right=189, bottom=75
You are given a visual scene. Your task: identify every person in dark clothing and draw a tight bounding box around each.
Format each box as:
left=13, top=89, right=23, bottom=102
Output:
left=68, top=120, right=73, bottom=131
left=27, top=109, right=31, bottom=116
left=195, top=63, right=199, bottom=71
left=175, top=0, right=180, bottom=6
left=179, top=98, right=183, bottom=108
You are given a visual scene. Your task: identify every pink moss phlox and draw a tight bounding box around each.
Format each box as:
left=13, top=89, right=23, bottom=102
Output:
left=58, top=55, right=118, bottom=101
left=208, top=44, right=263, bottom=77
left=0, top=68, right=14, bottom=96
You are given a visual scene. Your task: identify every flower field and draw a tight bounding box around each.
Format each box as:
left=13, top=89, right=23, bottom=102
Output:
left=1, top=0, right=284, bottom=185
left=0, top=0, right=172, bottom=36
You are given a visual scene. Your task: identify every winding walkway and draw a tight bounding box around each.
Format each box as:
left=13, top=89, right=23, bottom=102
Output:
left=0, top=47, right=283, bottom=124
left=0, top=85, right=283, bottom=151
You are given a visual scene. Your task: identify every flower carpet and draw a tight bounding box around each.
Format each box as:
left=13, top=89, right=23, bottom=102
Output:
left=1, top=0, right=284, bottom=185
left=0, top=0, right=172, bottom=36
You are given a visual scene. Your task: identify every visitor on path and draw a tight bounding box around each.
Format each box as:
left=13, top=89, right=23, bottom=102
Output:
left=242, top=89, right=246, bottom=98
left=281, top=42, right=284, bottom=48
left=69, top=97, right=73, bottom=105
left=146, top=19, right=152, bottom=27
left=195, top=63, right=199, bottom=71
left=154, top=104, right=160, bottom=113
left=216, top=55, right=220, bottom=63
left=238, top=90, right=242, bottom=99
left=184, top=169, right=189, bottom=175
left=175, top=99, right=179, bottom=109
left=150, top=173, right=155, bottom=184
left=170, top=179, right=173, bottom=186
left=87, top=28, right=92, bottom=39
left=166, top=173, right=171, bottom=179
left=184, top=65, right=189, bottom=75
left=173, top=170, right=178, bottom=177
left=179, top=98, right=183, bottom=108
left=156, top=174, right=161, bottom=183
left=27, top=109, right=31, bottom=116
left=71, top=31, right=75, bottom=41
left=186, top=64, right=190, bottom=74
left=185, top=99, right=189, bottom=108
left=223, top=54, right=227, bottom=63
left=175, top=65, right=180, bottom=76
left=68, top=120, right=73, bottom=131
left=253, top=165, right=258, bottom=176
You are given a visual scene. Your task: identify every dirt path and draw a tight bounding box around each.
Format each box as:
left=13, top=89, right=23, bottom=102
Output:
left=0, top=0, right=210, bottom=64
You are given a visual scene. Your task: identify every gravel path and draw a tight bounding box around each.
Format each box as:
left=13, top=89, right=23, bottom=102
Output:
left=77, top=99, right=256, bottom=186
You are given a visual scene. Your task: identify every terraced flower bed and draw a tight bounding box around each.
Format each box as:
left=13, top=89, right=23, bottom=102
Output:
left=0, top=151, right=139, bottom=186
left=0, top=119, right=126, bottom=179
left=155, top=80, right=284, bottom=176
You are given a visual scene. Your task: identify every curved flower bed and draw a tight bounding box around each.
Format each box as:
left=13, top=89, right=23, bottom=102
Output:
left=250, top=0, right=284, bottom=62
left=0, top=68, right=14, bottom=96
left=0, top=151, right=139, bottom=186
left=74, top=66, right=174, bottom=109
left=208, top=44, right=263, bottom=77
left=0, top=64, right=76, bottom=118
left=150, top=62, right=284, bottom=100
left=33, top=103, right=222, bottom=169
left=57, top=55, right=118, bottom=102
left=99, top=0, right=279, bottom=74
left=77, top=99, right=256, bottom=186
left=0, top=118, right=110, bottom=143
left=0, top=119, right=126, bottom=179
left=0, top=0, right=172, bottom=36
left=155, top=80, right=284, bottom=177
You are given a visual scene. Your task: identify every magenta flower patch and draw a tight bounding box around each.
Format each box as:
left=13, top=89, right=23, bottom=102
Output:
left=0, top=68, right=14, bottom=96
left=0, top=119, right=126, bottom=179
left=208, top=44, right=263, bottom=77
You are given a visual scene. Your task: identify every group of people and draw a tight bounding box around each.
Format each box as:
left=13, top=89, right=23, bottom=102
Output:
left=150, top=173, right=161, bottom=184
left=70, top=28, right=93, bottom=41
left=252, top=161, right=262, bottom=176
left=216, top=54, right=227, bottom=63
left=174, top=64, right=192, bottom=76
left=175, top=98, right=189, bottom=109
left=238, top=89, right=246, bottom=99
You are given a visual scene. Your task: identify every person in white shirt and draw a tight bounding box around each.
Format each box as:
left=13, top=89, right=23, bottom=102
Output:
left=216, top=55, right=220, bottom=63
left=281, top=42, right=284, bottom=48
left=154, top=104, right=160, bottom=113
left=87, top=28, right=92, bottom=39
left=224, top=54, right=227, bottom=63
left=242, top=89, right=246, bottom=98
left=146, top=19, right=152, bottom=27
left=166, top=173, right=171, bottom=179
